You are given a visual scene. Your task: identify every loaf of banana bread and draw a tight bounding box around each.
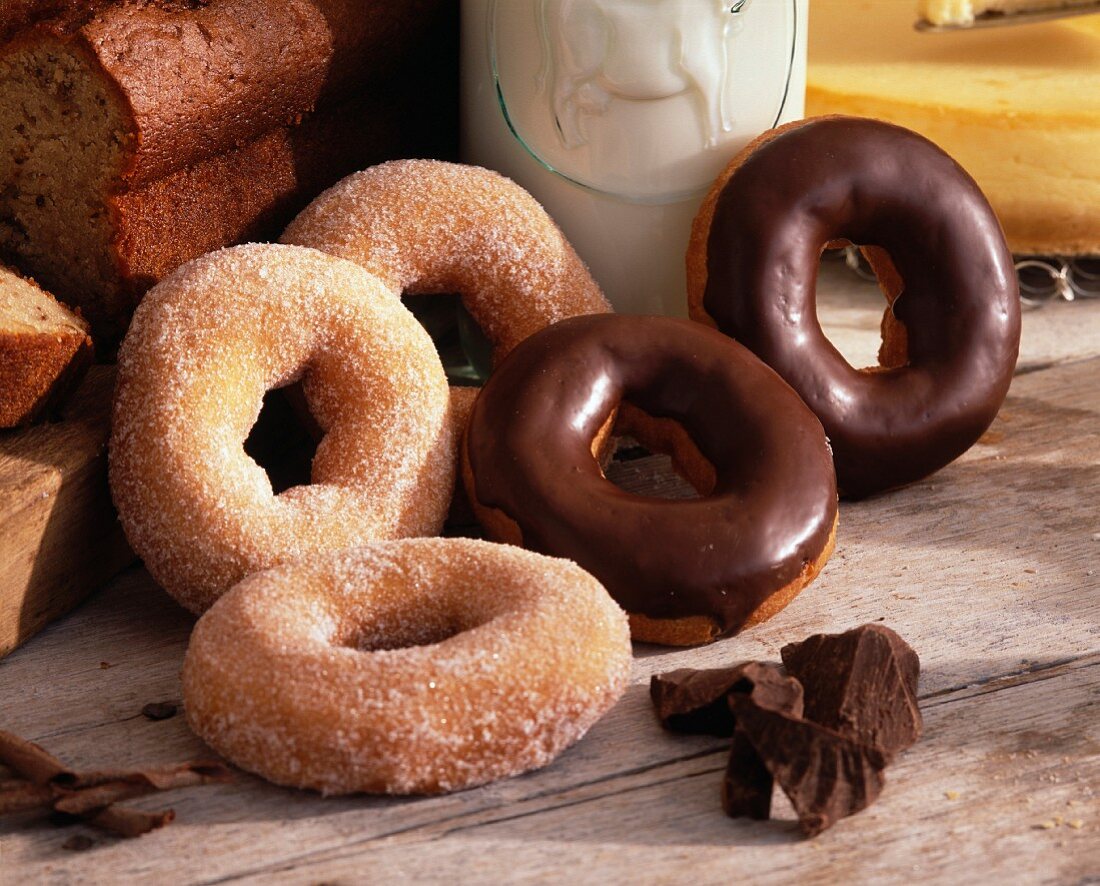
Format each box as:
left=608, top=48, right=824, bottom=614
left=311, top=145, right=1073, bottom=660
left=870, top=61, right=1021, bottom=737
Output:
left=0, top=0, right=455, bottom=346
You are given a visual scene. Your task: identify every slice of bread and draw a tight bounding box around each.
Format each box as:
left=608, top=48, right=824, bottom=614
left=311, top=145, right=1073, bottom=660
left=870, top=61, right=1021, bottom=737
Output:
left=0, top=266, right=92, bottom=427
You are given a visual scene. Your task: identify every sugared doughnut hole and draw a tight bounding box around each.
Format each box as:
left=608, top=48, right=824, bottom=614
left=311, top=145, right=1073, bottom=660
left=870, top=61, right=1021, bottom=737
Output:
left=402, top=292, right=493, bottom=385
left=327, top=584, right=491, bottom=653
left=242, top=383, right=319, bottom=494
left=338, top=615, right=472, bottom=653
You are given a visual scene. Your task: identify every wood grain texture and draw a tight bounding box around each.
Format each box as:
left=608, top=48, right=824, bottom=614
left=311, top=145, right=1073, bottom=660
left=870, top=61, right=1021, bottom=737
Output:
left=0, top=365, right=135, bottom=659
left=0, top=276, right=1098, bottom=883
left=184, top=657, right=1100, bottom=886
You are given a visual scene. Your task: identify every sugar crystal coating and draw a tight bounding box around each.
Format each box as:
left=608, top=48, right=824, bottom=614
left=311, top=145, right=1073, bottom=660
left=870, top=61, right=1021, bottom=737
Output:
left=281, top=159, right=611, bottom=365
left=109, top=243, right=455, bottom=613
left=182, top=537, right=633, bottom=795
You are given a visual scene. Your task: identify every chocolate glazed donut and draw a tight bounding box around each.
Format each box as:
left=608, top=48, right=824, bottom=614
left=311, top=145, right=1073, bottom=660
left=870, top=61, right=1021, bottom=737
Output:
left=462, top=314, right=838, bottom=646
left=688, top=116, right=1021, bottom=498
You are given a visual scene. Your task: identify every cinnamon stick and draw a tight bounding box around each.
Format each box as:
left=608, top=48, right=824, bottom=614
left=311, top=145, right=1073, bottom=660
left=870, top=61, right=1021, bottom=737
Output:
left=89, top=804, right=176, bottom=838
left=0, top=730, right=75, bottom=784
left=0, top=730, right=233, bottom=839
left=0, top=781, right=54, bottom=815
left=54, top=763, right=232, bottom=815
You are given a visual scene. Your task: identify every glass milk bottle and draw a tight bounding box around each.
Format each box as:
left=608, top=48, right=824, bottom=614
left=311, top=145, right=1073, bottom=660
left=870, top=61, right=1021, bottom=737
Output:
left=461, top=0, right=808, bottom=315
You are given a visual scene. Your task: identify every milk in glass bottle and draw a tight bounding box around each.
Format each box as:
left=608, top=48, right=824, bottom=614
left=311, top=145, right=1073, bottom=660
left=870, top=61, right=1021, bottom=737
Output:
left=461, top=0, right=808, bottom=314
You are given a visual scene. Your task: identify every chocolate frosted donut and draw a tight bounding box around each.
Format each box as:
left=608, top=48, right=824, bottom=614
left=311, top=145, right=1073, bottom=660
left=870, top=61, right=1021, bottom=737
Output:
left=688, top=116, right=1021, bottom=498
left=462, top=314, right=838, bottom=646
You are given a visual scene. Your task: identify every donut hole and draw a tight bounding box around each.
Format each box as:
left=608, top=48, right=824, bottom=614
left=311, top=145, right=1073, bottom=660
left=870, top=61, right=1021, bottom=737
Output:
left=817, top=243, right=910, bottom=371
left=338, top=612, right=479, bottom=653
left=243, top=384, right=320, bottom=494
left=603, top=405, right=711, bottom=501
left=402, top=293, right=493, bottom=385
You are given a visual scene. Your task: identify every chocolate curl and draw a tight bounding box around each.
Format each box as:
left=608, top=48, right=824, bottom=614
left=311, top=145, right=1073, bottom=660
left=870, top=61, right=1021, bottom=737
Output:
left=64, top=761, right=234, bottom=792
left=0, top=730, right=233, bottom=840
left=89, top=804, right=176, bottom=838
left=0, top=730, right=76, bottom=785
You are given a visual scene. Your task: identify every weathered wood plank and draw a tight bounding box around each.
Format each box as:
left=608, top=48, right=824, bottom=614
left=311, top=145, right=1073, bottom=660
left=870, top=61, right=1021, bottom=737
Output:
left=1, top=353, right=1098, bottom=883
left=203, top=656, right=1100, bottom=886
left=3, top=652, right=1094, bottom=884
left=0, top=366, right=135, bottom=659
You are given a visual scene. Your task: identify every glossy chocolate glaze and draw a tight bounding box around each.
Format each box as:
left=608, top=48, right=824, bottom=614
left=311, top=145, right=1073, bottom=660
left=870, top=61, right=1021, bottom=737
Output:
left=465, top=314, right=837, bottom=636
left=702, top=116, right=1021, bottom=498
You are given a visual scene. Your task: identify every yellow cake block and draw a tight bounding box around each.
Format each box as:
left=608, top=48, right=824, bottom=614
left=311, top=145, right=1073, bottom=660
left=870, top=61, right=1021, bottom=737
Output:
left=807, top=1, right=1100, bottom=255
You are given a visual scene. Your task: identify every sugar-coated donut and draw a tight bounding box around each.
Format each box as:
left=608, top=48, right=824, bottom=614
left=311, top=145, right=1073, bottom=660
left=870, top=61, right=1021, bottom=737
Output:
left=182, top=538, right=632, bottom=795
left=688, top=116, right=1021, bottom=498
left=110, top=243, right=454, bottom=613
left=463, top=314, right=839, bottom=647
left=280, top=159, right=611, bottom=368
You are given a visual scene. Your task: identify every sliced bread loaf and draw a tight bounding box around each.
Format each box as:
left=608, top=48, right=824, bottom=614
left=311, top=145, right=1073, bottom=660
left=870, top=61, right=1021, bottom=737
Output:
left=0, top=0, right=454, bottom=346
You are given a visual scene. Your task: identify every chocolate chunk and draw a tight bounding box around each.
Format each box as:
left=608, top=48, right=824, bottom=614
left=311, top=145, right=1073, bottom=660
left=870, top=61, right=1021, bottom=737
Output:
left=721, top=730, right=774, bottom=820
left=650, top=662, right=803, bottom=737
left=656, top=626, right=921, bottom=837
left=781, top=624, right=922, bottom=759
left=651, top=663, right=803, bottom=821
left=731, top=697, right=888, bottom=837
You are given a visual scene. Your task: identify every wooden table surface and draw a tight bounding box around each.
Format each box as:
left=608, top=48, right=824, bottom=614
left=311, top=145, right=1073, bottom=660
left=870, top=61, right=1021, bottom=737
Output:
left=2, top=264, right=1098, bottom=884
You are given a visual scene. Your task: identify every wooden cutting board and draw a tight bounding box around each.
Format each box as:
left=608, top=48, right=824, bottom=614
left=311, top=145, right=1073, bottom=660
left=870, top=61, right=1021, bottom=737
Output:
left=0, top=365, right=135, bottom=658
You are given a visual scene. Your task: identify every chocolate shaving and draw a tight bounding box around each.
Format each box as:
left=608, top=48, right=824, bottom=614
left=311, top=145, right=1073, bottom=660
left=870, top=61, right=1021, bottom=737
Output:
left=650, top=662, right=803, bottom=736
left=781, top=624, right=923, bottom=759
left=0, top=730, right=231, bottom=840
left=0, top=782, right=55, bottom=815
left=730, top=697, right=888, bottom=837
left=62, top=761, right=233, bottom=792
left=54, top=761, right=231, bottom=814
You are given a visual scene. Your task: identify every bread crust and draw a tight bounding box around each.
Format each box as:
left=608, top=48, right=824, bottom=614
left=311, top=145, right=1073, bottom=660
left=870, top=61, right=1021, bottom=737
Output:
left=109, top=88, right=432, bottom=332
